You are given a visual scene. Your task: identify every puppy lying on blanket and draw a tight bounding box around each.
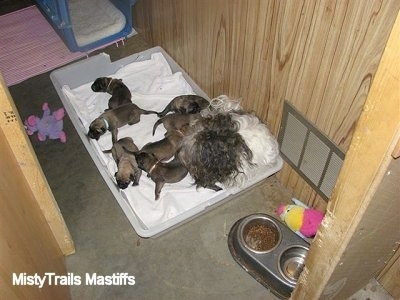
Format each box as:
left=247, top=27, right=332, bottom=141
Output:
left=141, top=126, right=187, bottom=161
left=103, top=137, right=142, bottom=189
left=157, top=95, right=210, bottom=117
left=152, top=113, right=201, bottom=136
left=135, top=152, right=188, bottom=200
left=91, top=77, right=132, bottom=110
left=88, top=103, right=157, bottom=143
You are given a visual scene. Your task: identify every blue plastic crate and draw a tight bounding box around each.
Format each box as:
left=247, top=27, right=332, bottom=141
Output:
left=34, top=0, right=136, bottom=52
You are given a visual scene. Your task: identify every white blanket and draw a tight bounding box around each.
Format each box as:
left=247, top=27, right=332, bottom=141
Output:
left=62, top=53, right=227, bottom=229
left=61, top=52, right=282, bottom=232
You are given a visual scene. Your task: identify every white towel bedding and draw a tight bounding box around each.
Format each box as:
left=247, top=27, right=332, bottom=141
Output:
left=62, top=53, right=228, bottom=229
left=61, top=52, right=282, bottom=232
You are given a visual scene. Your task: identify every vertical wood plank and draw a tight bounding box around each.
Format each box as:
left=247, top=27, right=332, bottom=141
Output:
left=292, top=9, right=400, bottom=298
left=377, top=246, right=400, bottom=299
left=0, top=74, right=74, bottom=256
left=0, top=112, right=70, bottom=299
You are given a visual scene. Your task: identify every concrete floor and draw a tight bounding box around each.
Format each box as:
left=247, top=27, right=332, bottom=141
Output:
left=8, top=31, right=291, bottom=300
left=3, top=2, right=395, bottom=300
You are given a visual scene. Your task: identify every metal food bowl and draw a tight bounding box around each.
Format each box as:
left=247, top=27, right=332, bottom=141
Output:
left=278, top=246, right=308, bottom=284
left=228, top=213, right=309, bottom=299
left=239, top=215, right=282, bottom=254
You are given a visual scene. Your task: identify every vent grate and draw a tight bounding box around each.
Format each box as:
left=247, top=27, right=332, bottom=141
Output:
left=280, top=113, right=308, bottom=165
left=278, top=101, right=345, bottom=200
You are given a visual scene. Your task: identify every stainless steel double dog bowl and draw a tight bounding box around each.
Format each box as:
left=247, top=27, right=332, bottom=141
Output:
left=228, top=214, right=309, bottom=299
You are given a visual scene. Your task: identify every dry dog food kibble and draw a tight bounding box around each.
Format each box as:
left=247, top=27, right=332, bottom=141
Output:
left=245, top=224, right=278, bottom=251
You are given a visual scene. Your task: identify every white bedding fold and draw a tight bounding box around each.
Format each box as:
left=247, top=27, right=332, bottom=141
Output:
left=61, top=52, right=282, bottom=231
left=61, top=52, right=226, bottom=228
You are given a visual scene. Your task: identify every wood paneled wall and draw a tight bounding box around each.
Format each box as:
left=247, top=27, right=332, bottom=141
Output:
left=133, top=0, right=400, bottom=209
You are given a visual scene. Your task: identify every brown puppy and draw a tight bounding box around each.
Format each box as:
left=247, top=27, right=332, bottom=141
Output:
left=91, top=77, right=132, bottom=110
left=88, top=103, right=157, bottom=143
left=140, top=127, right=187, bottom=161
left=152, top=113, right=201, bottom=136
left=134, top=152, right=188, bottom=200
left=103, top=137, right=141, bottom=189
left=157, top=95, right=209, bottom=118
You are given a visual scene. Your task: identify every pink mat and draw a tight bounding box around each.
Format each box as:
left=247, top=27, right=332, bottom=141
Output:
left=0, top=5, right=87, bottom=86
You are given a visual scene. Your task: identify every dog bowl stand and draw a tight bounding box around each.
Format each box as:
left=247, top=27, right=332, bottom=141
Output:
left=228, top=214, right=309, bottom=299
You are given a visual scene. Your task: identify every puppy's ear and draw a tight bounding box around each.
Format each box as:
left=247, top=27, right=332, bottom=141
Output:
left=125, top=149, right=138, bottom=155
left=187, top=102, right=200, bottom=113
left=130, top=174, right=138, bottom=184
left=133, top=151, right=145, bottom=161
left=121, top=143, right=137, bottom=153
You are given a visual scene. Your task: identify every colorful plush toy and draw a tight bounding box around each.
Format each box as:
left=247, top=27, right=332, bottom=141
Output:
left=24, top=102, right=67, bottom=143
left=277, top=198, right=324, bottom=238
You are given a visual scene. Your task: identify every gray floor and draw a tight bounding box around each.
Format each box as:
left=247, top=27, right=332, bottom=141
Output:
left=9, top=34, right=290, bottom=299
left=4, top=3, right=394, bottom=300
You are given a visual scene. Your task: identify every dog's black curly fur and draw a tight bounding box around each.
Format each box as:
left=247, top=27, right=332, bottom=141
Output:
left=178, top=113, right=253, bottom=190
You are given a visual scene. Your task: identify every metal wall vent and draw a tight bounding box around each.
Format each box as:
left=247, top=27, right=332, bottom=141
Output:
left=278, top=101, right=345, bottom=200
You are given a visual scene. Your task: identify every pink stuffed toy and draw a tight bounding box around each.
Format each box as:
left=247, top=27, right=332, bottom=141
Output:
left=24, top=102, right=67, bottom=143
left=277, top=198, right=324, bottom=238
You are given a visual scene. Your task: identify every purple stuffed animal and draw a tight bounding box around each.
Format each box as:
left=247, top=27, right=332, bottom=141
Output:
left=25, top=102, right=67, bottom=143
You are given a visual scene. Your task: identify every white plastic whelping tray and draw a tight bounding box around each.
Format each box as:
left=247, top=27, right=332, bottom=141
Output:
left=50, top=46, right=283, bottom=237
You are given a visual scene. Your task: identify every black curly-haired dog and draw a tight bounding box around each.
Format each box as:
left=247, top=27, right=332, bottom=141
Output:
left=178, top=113, right=253, bottom=191
left=91, top=77, right=132, bottom=110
